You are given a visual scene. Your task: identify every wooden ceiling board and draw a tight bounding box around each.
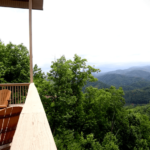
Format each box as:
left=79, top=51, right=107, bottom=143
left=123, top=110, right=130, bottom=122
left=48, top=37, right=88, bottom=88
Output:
left=0, top=0, right=43, bottom=10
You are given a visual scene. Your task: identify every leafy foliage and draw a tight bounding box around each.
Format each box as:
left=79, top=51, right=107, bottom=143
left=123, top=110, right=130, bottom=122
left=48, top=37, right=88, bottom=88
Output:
left=33, top=54, right=150, bottom=150
left=96, top=74, right=150, bottom=88
left=2, top=42, right=150, bottom=149
left=44, top=54, right=100, bottom=135
left=0, top=41, right=30, bottom=83
left=124, top=70, right=150, bottom=80
left=124, top=88, right=150, bottom=104
left=82, top=80, right=110, bottom=92
left=82, top=75, right=150, bottom=105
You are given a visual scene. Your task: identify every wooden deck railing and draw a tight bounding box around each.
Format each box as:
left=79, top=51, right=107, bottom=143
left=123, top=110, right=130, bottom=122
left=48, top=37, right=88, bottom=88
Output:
left=10, top=83, right=57, bottom=150
left=0, top=83, right=29, bottom=104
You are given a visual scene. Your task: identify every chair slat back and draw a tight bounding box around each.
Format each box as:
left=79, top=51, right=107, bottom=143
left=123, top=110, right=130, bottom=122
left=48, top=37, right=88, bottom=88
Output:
left=0, top=107, right=22, bottom=147
left=0, top=90, right=11, bottom=106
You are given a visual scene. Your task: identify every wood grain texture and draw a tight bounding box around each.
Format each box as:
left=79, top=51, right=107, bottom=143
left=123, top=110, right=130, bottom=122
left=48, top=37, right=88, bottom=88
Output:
left=0, top=90, right=11, bottom=108
left=0, top=0, right=43, bottom=10
left=0, top=84, right=29, bottom=87
left=0, top=107, right=22, bottom=150
left=10, top=83, right=57, bottom=150
left=29, top=0, right=33, bottom=83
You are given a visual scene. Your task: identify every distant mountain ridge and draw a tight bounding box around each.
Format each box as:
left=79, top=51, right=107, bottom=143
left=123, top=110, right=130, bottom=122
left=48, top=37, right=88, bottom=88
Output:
left=124, top=70, right=150, bottom=79
left=84, top=65, right=150, bottom=104
left=93, top=65, right=150, bottom=77
left=82, top=81, right=110, bottom=92
left=96, top=74, right=150, bottom=88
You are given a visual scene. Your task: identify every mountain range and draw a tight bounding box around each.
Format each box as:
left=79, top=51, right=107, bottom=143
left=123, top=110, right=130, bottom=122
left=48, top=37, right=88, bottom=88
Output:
left=83, top=65, right=150, bottom=105
left=93, top=65, right=150, bottom=77
left=92, top=65, right=150, bottom=87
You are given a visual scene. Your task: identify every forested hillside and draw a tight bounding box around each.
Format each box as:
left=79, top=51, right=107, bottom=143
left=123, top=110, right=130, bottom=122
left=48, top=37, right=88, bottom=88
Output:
left=37, top=54, right=150, bottom=150
left=121, top=80, right=150, bottom=91
left=124, top=102, right=150, bottom=119
left=146, top=75, right=150, bottom=81
left=1, top=41, right=150, bottom=149
left=96, top=74, right=150, bottom=88
left=124, top=87, right=150, bottom=104
left=124, top=70, right=150, bottom=79
left=85, top=68, right=150, bottom=105
left=93, top=66, right=150, bottom=77
left=82, top=81, right=110, bottom=92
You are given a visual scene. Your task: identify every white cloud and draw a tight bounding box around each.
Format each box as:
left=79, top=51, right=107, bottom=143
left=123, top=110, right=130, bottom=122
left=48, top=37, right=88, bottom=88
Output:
left=0, top=0, right=150, bottom=73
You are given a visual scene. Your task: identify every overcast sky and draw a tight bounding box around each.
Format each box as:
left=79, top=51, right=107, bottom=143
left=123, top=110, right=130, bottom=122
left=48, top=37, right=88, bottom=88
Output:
left=0, top=0, right=150, bottom=74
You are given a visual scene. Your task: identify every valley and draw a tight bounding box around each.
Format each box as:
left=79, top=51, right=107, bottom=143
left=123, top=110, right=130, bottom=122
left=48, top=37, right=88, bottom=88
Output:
left=83, top=65, right=150, bottom=106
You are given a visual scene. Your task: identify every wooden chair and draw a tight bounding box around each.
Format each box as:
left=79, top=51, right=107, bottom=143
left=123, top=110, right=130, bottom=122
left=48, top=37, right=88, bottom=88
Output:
left=0, top=90, right=11, bottom=109
left=0, top=106, right=23, bottom=150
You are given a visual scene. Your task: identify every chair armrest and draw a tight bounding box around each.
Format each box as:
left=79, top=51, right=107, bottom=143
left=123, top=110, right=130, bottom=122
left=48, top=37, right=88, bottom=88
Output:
left=7, top=99, right=11, bottom=103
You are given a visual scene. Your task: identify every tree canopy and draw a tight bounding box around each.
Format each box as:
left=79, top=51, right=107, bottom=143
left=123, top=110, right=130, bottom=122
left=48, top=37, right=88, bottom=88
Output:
left=0, top=41, right=30, bottom=83
left=1, top=40, right=150, bottom=149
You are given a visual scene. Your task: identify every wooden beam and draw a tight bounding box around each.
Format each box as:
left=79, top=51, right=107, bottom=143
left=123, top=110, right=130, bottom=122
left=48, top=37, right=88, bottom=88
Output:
left=0, top=83, right=30, bottom=86
left=10, top=83, right=57, bottom=150
left=29, top=0, right=33, bottom=83
left=0, top=0, right=43, bottom=10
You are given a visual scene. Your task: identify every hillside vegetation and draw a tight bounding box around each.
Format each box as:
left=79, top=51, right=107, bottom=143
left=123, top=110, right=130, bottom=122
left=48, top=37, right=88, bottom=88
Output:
left=124, top=87, right=150, bottom=104
left=85, top=67, right=150, bottom=105
left=124, top=70, right=150, bottom=79
left=1, top=41, right=150, bottom=149
left=96, top=74, right=150, bottom=88
left=97, top=66, right=150, bottom=76
left=82, top=81, right=110, bottom=92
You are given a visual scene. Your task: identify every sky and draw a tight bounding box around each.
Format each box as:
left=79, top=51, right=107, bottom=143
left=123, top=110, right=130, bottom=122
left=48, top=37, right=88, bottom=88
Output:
left=0, top=0, right=150, bottom=74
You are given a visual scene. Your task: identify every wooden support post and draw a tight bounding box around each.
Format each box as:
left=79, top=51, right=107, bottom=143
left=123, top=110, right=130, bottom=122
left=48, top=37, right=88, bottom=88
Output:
left=29, top=0, right=33, bottom=83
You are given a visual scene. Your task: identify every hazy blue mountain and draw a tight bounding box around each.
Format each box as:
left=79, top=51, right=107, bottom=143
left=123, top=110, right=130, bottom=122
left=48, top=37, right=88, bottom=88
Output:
left=145, top=75, right=150, bottom=81
left=121, top=80, right=150, bottom=91
left=124, top=70, right=150, bottom=79
left=82, top=79, right=150, bottom=92
left=90, top=65, right=150, bottom=105
left=124, top=65, right=150, bottom=72
left=92, top=65, right=150, bottom=77
left=137, top=66, right=150, bottom=72
left=106, top=66, right=150, bottom=75
left=96, top=74, right=150, bottom=88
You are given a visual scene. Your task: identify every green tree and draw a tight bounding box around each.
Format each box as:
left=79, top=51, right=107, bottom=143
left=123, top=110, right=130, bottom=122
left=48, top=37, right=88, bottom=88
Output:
left=54, top=130, right=102, bottom=150
left=82, top=85, right=126, bottom=145
left=45, top=54, right=100, bottom=135
left=0, top=41, right=30, bottom=83
left=32, top=54, right=150, bottom=150
left=102, top=132, right=119, bottom=150
left=32, top=64, right=52, bottom=107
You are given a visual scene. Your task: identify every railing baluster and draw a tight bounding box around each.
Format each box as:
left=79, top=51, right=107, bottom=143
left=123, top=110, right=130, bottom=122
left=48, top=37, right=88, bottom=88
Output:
left=25, top=86, right=27, bottom=102
left=23, top=86, right=24, bottom=103
left=15, top=86, right=16, bottom=104
left=12, top=86, right=13, bottom=104
left=0, top=83, right=30, bottom=104
left=10, top=86, right=11, bottom=104
left=20, top=86, right=21, bottom=104
left=18, top=86, right=19, bottom=104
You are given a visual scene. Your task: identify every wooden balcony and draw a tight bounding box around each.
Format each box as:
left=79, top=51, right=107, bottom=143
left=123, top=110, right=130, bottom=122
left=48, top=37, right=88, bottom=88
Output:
left=0, top=83, right=30, bottom=104
left=0, top=83, right=57, bottom=150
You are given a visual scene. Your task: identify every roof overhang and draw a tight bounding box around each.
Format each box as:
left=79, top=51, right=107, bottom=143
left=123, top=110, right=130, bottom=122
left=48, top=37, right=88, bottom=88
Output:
left=0, top=0, right=43, bottom=10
